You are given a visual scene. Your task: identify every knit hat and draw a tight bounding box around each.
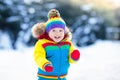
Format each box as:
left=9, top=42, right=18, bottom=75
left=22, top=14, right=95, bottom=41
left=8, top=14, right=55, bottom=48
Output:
left=45, top=9, right=66, bottom=33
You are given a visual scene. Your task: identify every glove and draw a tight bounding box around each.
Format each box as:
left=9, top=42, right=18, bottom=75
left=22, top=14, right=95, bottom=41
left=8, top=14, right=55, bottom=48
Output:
left=44, top=64, right=53, bottom=72
left=71, top=50, right=80, bottom=61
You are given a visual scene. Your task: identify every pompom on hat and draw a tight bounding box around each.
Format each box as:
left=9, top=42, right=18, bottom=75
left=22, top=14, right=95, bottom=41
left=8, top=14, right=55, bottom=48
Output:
left=45, top=9, right=66, bottom=33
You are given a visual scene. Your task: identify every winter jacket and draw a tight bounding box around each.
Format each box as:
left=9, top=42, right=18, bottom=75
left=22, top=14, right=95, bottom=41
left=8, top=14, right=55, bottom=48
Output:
left=34, top=38, right=76, bottom=79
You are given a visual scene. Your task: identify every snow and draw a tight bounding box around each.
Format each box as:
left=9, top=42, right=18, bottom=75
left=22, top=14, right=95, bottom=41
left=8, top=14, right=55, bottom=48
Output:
left=68, top=40, right=120, bottom=80
left=4, top=0, right=13, bottom=6
left=0, top=40, right=120, bottom=80
left=6, top=16, right=20, bottom=22
left=0, top=32, right=12, bottom=49
left=88, top=17, right=97, bottom=24
left=0, top=48, right=37, bottom=80
left=28, top=7, right=36, bottom=14
left=81, top=4, right=93, bottom=12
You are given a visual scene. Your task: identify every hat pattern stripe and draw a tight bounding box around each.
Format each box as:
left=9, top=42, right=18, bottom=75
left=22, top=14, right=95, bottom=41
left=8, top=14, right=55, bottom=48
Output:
left=46, top=18, right=66, bottom=33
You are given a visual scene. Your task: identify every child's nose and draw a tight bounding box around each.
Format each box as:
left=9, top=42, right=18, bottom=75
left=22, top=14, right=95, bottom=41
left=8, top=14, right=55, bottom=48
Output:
left=55, top=31, right=60, bottom=35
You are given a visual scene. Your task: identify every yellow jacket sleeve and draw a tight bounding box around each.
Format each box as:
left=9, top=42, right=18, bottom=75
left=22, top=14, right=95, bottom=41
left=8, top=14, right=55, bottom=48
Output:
left=68, top=40, right=80, bottom=63
left=68, top=41, right=76, bottom=63
left=34, top=40, right=51, bottom=70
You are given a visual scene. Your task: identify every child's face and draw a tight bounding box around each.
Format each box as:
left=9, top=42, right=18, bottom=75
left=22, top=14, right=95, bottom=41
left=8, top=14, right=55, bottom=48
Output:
left=48, top=28, right=65, bottom=42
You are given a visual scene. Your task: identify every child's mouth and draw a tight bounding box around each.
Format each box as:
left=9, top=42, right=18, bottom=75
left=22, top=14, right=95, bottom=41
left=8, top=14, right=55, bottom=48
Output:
left=54, top=36, right=60, bottom=39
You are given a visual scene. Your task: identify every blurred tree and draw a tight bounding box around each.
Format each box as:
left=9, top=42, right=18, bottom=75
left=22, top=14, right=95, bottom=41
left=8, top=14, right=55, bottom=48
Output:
left=55, top=1, right=81, bottom=27
left=68, top=0, right=120, bottom=46
left=24, top=0, right=56, bottom=46
left=114, top=7, right=120, bottom=40
left=0, top=0, right=21, bottom=49
left=0, top=0, right=120, bottom=49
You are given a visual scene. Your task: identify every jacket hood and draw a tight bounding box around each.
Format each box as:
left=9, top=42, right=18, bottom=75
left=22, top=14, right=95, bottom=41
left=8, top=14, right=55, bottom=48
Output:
left=32, top=22, right=72, bottom=41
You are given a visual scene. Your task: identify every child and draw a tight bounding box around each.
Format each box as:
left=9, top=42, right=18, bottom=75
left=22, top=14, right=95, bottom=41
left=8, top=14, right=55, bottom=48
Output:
left=32, top=9, right=80, bottom=80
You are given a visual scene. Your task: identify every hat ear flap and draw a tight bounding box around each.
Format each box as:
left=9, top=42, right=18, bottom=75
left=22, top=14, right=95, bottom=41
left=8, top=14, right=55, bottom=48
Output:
left=32, top=22, right=46, bottom=38
left=65, top=27, right=72, bottom=40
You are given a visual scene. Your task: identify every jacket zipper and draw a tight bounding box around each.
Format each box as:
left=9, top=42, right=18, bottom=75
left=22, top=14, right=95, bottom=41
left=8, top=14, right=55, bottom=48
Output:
left=58, top=44, right=62, bottom=80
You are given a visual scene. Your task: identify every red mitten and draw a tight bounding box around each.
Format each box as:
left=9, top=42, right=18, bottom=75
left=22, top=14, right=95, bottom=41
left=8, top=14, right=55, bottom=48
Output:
left=71, top=50, right=80, bottom=61
left=44, top=64, right=53, bottom=72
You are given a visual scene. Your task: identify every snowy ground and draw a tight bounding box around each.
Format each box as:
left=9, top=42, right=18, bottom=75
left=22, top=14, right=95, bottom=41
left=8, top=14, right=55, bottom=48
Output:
left=0, top=40, right=120, bottom=80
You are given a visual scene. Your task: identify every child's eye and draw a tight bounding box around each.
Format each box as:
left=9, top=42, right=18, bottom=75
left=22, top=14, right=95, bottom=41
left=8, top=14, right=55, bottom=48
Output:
left=52, top=30, right=56, bottom=32
left=59, top=30, right=63, bottom=32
